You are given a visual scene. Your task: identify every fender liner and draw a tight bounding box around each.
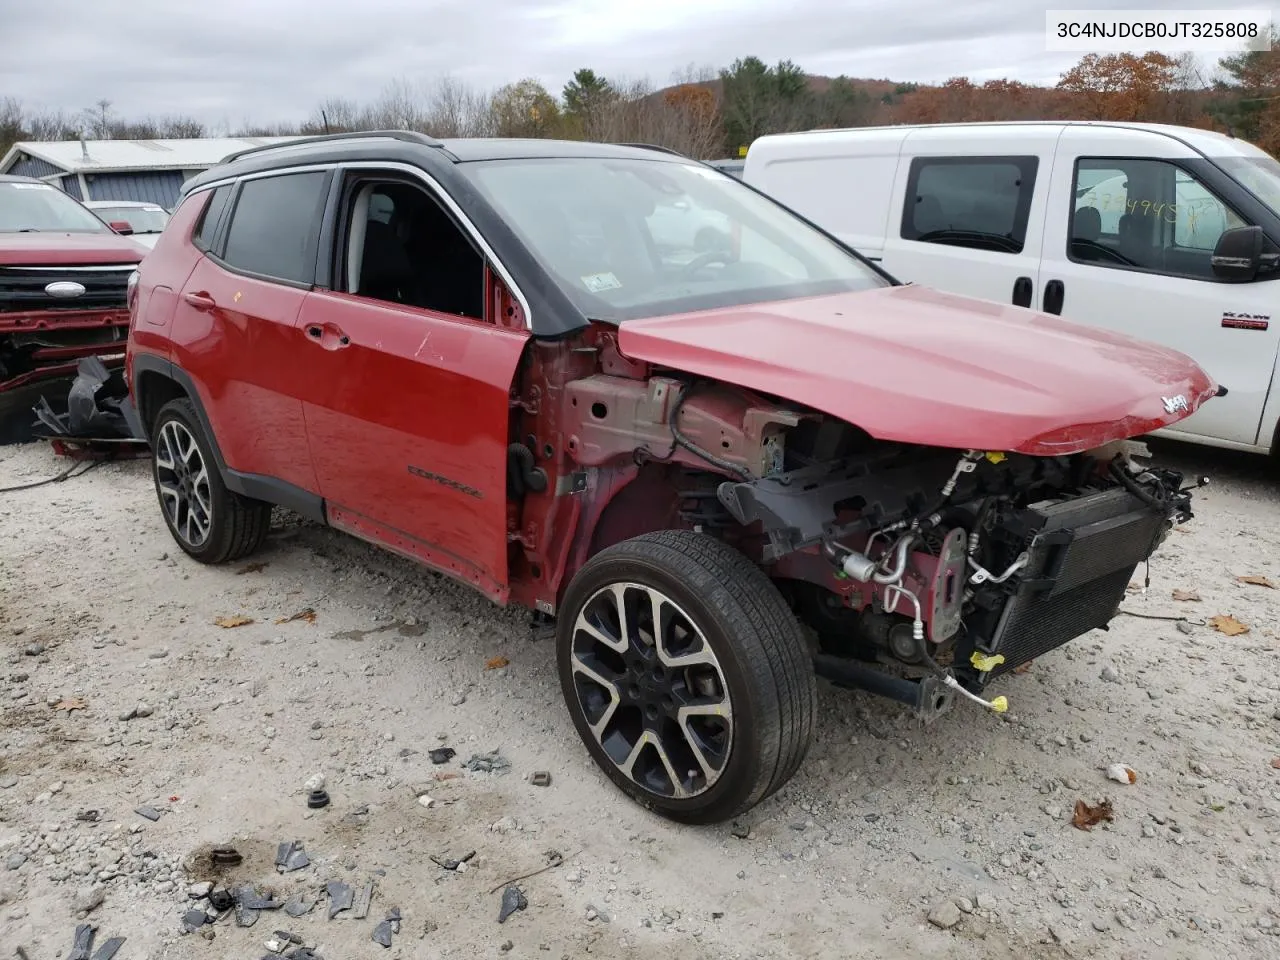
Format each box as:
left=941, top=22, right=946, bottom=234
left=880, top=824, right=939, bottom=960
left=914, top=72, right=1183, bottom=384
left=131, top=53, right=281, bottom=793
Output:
left=131, top=354, right=327, bottom=524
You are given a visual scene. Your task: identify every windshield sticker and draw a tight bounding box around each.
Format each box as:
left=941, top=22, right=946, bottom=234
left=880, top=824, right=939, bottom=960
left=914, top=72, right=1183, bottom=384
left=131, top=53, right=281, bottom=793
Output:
left=9, top=183, right=54, bottom=190
left=581, top=272, right=622, bottom=293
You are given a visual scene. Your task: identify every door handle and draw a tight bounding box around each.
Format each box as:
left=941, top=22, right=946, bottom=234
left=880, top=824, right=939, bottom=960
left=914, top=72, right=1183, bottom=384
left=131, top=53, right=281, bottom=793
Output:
left=1043, top=279, right=1064, bottom=315
left=305, top=323, right=350, bottom=349
left=1012, top=276, right=1032, bottom=308
left=183, top=291, right=215, bottom=310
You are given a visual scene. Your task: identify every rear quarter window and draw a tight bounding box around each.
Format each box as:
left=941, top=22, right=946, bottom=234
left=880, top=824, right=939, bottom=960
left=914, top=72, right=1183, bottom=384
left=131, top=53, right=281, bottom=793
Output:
left=901, top=156, right=1039, bottom=254
left=191, top=185, right=232, bottom=252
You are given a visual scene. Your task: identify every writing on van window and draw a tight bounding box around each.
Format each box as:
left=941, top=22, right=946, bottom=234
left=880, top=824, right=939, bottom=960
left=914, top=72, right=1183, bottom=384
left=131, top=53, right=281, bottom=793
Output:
left=1069, top=158, right=1248, bottom=279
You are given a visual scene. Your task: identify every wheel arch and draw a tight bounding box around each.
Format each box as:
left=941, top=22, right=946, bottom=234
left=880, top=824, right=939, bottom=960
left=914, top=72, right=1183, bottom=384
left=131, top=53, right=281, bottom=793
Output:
left=130, top=354, right=326, bottom=524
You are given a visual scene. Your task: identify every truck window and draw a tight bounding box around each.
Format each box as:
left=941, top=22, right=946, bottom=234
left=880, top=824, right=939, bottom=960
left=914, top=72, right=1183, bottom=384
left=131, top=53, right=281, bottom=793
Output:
left=220, top=171, right=330, bottom=285
left=1069, top=158, right=1246, bottom=281
left=900, top=156, right=1039, bottom=254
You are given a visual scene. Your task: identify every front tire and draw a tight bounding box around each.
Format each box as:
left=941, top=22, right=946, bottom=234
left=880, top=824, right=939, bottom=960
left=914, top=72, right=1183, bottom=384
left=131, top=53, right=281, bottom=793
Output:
left=557, top=530, right=816, bottom=823
left=151, top=398, right=270, bottom=564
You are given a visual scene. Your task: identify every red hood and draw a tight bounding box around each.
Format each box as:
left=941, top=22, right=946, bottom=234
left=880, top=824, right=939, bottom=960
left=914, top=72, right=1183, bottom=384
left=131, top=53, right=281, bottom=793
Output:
left=0, top=232, right=146, bottom=266
left=617, top=284, right=1219, bottom=456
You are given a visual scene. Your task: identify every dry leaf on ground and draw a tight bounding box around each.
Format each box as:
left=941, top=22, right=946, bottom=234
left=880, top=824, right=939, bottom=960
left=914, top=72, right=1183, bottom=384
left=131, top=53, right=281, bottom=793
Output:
left=1238, top=575, right=1276, bottom=589
left=485, top=655, right=510, bottom=670
left=236, top=562, right=269, bottom=575
left=275, top=609, right=317, bottom=624
left=1013, top=661, right=1034, bottom=675
left=214, top=615, right=254, bottom=629
left=1208, top=615, right=1250, bottom=636
left=52, top=697, right=87, bottom=712
left=1071, top=799, right=1115, bottom=831
left=1171, top=589, right=1201, bottom=602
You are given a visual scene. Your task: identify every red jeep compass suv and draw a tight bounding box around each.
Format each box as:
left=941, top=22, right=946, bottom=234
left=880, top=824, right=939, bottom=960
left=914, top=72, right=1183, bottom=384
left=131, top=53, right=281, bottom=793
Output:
left=126, top=131, right=1216, bottom=823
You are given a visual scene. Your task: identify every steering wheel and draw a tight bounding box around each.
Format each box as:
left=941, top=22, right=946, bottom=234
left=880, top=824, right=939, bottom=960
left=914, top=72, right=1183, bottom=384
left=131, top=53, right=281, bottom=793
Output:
left=681, top=250, right=733, bottom=277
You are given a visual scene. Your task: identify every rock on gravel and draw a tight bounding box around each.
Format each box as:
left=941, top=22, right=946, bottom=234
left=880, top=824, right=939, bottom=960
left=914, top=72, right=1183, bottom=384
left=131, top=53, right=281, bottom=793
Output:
left=928, top=901, right=962, bottom=929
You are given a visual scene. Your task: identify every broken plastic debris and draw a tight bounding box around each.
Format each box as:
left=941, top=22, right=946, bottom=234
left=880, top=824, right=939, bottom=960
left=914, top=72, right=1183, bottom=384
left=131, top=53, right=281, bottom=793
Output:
left=306, top=789, right=330, bottom=809
left=464, top=750, right=512, bottom=774
left=209, top=887, right=234, bottom=911
left=69, top=924, right=95, bottom=960
left=969, top=651, right=1005, bottom=672
left=182, top=909, right=207, bottom=932
left=353, top=880, right=374, bottom=919
left=326, top=881, right=353, bottom=919
left=428, top=747, right=456, bottom=765
left=90, top=938, right=125, bottom=960
left=275, top=841, right=311, bottom=873
left=430, top=850, right=476, bottom=871
left=211, top=845, right=243, bottom=866
left=418, top=795, right=435, bottom=809
left=283, top=894, right=314, bottom=918
left=498, top=885, right=528, bottom=923
left=530, top=771, right=552, bottom=787
left=134, top=805, right=161, bottom=821
left=1106, top=764, right=1138, bottom=785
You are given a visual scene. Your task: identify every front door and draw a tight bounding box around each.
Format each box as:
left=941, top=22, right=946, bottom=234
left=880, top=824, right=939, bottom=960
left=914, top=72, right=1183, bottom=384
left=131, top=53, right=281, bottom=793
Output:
left=1039, top=127, right=1280, bottom=448
left=878, top=126, right=1063, bottom=309
left=295, top=172, right=530, bottom=600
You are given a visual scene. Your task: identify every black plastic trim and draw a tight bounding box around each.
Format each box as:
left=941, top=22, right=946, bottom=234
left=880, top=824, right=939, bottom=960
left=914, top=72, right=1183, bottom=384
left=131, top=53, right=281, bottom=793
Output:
left=130, top=354, right=327, bottom=524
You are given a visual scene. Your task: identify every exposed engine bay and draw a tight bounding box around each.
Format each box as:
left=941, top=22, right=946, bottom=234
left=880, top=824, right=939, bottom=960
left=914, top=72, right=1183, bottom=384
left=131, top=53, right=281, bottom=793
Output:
left=552, top=359, right=1199, bottom=721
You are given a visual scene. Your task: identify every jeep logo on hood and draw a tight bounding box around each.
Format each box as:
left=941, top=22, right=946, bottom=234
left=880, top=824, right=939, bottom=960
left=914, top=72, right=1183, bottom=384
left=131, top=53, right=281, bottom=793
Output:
left=44, top=281, right=87, bottom=299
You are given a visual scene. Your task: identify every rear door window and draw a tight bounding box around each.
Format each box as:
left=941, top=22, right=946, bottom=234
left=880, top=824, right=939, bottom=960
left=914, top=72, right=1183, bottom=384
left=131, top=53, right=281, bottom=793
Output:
left=220, top=171, right=330, bottom=285
left=900, top=156, right=1039, bottom=254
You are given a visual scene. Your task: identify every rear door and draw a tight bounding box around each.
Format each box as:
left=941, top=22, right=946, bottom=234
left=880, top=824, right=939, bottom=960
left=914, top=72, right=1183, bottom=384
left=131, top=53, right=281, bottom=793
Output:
left=879, top=126, right=1063, bottom=308
left=1038, top=126, right=1280, bottom=447
left=171, top=169, right=330, bottom=493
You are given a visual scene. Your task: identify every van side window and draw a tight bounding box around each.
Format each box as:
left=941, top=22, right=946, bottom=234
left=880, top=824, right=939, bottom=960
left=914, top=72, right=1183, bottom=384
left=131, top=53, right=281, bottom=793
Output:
left=900, top=156, right=1039, bottom=254
left=1070, top=158, right=1247, bottom=281
left=221, top=171, right=330, bottom=285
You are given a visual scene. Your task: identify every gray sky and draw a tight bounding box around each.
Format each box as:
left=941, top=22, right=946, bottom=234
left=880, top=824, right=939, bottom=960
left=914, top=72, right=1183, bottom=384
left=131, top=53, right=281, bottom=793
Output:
left=1, top=1, right=1266, bottom=128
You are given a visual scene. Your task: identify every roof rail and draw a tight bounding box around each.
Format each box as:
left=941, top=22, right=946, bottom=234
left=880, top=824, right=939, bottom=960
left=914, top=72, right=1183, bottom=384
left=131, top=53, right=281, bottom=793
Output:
left=218, top=130, right=446, bottom=164
left=613, top=142, right=689, bottom=158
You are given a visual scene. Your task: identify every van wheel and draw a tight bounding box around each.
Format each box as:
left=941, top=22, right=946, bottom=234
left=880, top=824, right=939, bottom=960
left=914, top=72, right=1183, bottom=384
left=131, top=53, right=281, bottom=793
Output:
left=556, top=530, right=816, bottom=824
left=151, top=398, right=270, bottom=564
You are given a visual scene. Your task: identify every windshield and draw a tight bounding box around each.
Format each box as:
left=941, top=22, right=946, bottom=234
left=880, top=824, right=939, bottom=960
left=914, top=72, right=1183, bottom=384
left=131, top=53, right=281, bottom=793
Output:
left=91, top=205, right=169, bottom=234
left=1217, top=155, right=1280, bottom=218
left=0, top=181, right=112, bottom=233
left=459, top=157, right=887, bottom=321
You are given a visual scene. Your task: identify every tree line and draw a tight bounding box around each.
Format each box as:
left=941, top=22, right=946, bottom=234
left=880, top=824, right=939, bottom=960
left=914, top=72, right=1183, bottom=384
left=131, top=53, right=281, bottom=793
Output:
left=3, top=41, right=1278, bottom=164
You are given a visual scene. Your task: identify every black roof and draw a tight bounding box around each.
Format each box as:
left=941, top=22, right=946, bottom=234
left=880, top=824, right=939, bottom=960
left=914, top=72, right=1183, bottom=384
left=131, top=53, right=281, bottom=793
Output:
left=182, top=131, right=694, bottom=196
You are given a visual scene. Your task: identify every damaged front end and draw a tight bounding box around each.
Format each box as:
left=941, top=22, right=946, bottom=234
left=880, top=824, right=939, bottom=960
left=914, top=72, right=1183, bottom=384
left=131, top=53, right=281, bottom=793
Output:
left=717, top=435, right=1200, bottom=719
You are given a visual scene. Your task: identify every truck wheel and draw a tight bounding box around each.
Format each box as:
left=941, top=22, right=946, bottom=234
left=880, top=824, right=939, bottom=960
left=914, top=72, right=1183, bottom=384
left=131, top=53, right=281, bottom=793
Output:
left=151, top=398, right=270, bottom=564
left=557, top=530, right=816, bottom=823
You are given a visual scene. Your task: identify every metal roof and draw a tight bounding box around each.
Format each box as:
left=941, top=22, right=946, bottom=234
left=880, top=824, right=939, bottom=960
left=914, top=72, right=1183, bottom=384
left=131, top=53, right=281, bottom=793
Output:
left=0, top=136, right=305, bottom=175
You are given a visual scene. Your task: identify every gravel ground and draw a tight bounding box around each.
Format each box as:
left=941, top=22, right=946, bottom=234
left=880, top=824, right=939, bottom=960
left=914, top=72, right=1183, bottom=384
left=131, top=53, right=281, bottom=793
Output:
left=1, top=438, right=1278, bottom=960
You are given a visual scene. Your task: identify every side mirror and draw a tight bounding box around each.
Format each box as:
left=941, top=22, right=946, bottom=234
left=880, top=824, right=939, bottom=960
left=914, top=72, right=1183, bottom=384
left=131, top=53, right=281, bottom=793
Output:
left=109, top=220, right=134, bottom=236
left=1210, top=225, right=1263, bottom=281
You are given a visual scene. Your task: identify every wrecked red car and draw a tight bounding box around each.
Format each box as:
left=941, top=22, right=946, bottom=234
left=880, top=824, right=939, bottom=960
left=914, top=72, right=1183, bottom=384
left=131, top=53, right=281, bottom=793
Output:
left=0, top=175, right=144, bottom=416
left=125, top=133, right=1218, bottom=823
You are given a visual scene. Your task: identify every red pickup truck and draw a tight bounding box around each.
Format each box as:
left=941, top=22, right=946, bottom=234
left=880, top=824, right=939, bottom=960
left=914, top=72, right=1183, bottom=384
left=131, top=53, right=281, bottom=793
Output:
left=1, top=175, right=145, bottom=411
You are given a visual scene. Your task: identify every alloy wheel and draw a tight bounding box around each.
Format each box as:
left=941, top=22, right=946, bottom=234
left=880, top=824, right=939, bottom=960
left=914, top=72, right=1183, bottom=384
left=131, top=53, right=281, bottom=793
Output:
left=154, top=420, right=213, bottom=548
left=568, top=581, right=734, bottom=800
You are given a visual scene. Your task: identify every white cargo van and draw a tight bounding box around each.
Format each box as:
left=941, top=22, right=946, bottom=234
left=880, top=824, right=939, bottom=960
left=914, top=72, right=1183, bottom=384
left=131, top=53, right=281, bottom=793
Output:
left=742, top=122, right=1280, bottom=456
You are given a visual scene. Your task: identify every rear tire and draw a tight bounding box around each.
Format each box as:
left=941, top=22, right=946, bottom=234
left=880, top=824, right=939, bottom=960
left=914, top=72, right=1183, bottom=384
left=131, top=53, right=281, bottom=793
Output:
left=556, top=530, right=816, bottom=823
left=151, top=398, right=270, bottom=564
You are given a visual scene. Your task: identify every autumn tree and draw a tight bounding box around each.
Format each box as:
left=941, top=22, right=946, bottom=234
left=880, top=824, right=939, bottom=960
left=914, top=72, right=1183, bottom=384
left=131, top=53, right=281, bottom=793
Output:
left=489, top=78, right=561, bottom=138
left=1056, top=52, right=1179, bottom=121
